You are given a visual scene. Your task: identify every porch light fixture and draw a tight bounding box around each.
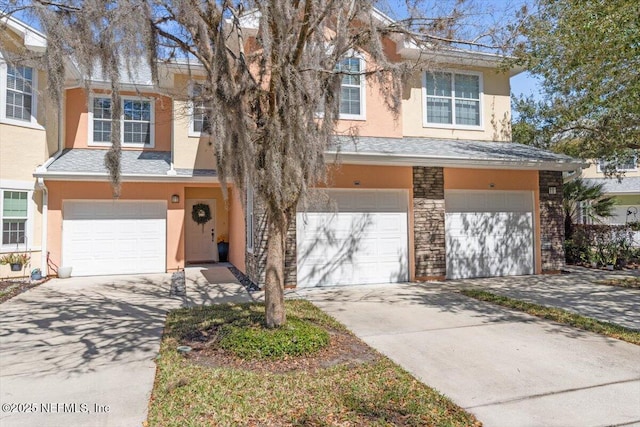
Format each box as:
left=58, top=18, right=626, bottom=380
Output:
left=548, top=186, right=557, bottom=195
left=171, top=194, right=180, bottom=203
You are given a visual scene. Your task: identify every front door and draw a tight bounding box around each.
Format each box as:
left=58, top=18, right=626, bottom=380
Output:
left=186, top=199, right=218, bottom=263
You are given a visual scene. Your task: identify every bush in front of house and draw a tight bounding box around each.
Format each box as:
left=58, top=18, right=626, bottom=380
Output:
left=219, top=316, right=330, bottom=359
left=564, top=224, right=636, bottom=268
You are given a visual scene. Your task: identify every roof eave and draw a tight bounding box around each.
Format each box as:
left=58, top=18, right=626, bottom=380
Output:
left=34, top=171, right=219, bottom=183
left=328, top=151, right=587, bottom=171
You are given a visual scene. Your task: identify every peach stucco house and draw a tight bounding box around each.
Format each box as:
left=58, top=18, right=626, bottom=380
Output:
left=2, top=15, right=586, bottom=286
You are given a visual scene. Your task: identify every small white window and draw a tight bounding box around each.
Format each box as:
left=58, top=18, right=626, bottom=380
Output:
left=337, top=57, right=366, bottom=120
left=190, top=83, right=211, bottom=136
left=1, top=190, right=28, bottom=246
left=597, top=154, right=638, bottom=173
left=0, top=63, right=40, bottom=128
left=123, top=99, right=152, bottom=144
left=89, top=96, right=154, bottom=147
left=423, top=71, right=482, bottom=129
left=246, top=186, right=254, bottom=253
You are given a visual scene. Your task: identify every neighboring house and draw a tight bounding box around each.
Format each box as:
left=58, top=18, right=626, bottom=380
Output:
left=11, top=15, right=586, bottom=286
left=0, top=17, right=56, bottom=278
left=581, top=153, right=640, bottom=225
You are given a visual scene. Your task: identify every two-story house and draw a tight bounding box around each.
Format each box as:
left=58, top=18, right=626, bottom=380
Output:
left=0, top=17, right=56, bottom=278
left=11, top=14, right=586, bottom=286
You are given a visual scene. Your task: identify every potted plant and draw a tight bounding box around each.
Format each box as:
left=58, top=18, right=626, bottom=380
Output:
left=0, top=253, right=30, bottom=271
left=217, top=234, right=229, bottom=263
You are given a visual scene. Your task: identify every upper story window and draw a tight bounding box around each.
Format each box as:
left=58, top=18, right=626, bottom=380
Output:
left=337, top=57, right=366, bottom=120
left=423, top=71, right=482, bottom=129
left=190, top=83, right=211, bottom=136
left=0, top=63, right=39, bottom=128
left=90, top=96, right=154, bottom=147
left=597, top=154, right=637, bottom=173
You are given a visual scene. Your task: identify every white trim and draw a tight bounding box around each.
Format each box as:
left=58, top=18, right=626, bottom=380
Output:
left=88, top=93, right=156, bottom=148
left=328, top=151, right=587, bottom=171
left=0, top=61, right=44, bottom=130
left=422, top=69, right=483, bottom=130
left=0, top=179, right=35, bottom=191
left=338, top=55, right=367, bottom=121
left=34, top=171, right=221, bottom=183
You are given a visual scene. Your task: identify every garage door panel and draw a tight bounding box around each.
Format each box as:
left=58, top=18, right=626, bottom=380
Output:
left=63, top=201, right=167, bottom=276
left=445, top=191, right=534, bottom=280
left=297, top=190, right=408, bottom=287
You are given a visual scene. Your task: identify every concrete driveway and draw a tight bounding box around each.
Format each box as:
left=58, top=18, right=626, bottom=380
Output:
left=0, top=266, right=250, bottom=427
left=296, top=282, right=640, bottom=427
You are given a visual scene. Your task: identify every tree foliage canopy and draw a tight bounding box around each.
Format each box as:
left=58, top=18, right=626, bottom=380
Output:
left=512, top=0, right=640, bottom=163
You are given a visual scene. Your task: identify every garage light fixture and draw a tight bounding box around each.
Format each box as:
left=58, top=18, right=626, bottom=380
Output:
left=171, top=194, right=180, bottom=203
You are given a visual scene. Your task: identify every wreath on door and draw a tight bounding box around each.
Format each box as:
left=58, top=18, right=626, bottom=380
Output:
left=191, top=203, right=212, bottom=231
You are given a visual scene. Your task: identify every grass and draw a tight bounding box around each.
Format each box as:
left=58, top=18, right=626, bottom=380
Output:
left=460, top=289, right=640, bottom=346
left=147, top=300, right=480, bottom=426
left=595, top=277, right=640, bottom=289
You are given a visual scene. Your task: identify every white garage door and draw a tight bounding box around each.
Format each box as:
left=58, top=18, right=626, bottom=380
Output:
left=62, top=200, right=167, bottom=276
left=445, top=191, right=534, bottom=279
left=297, top=190, right=408, bottom=287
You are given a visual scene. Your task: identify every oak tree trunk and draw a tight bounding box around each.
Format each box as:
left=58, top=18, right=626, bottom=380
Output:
left=264, top=211, right=287, bottom=328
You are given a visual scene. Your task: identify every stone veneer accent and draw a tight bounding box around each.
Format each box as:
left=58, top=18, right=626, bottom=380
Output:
left=539, top=170, right=565, bottom=272
left=245, top=195, right=297, bottom=288
left=413, top=166, right=446, bottom=279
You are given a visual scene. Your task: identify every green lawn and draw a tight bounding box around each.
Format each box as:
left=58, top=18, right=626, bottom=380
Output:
left=147, top=300, right=480, bottom=426
left=460, top=289, right=640, bottom=345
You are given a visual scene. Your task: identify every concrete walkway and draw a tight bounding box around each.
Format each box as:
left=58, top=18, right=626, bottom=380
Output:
left=450, top=267, right=640, bottom=330
left=295, top=283, right=640, bottom=427
left=0, top=265, right=250, bottom=427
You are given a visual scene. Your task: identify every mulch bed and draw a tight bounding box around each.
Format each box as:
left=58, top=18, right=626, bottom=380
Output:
left=0, top=279, right=45, bottom=304
left=182, top=327, right=380, bottom=374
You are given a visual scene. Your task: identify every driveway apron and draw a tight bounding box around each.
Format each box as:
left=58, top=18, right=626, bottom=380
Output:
left=0, top=267, right=250, bottom=427
left=297, top=283, right=640, bottom=427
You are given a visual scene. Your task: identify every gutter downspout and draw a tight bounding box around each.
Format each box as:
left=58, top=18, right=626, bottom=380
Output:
left=35, top=96, right=64, bottom=276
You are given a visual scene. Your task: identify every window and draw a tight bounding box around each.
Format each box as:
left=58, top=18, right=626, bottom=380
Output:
left=92, top=98, right=112, bottom=143
left=90, top=96, right=154, bottom=146
left=337, top=57, right=365, bottom=119
left=190, top=83, right=211, bottom=135
left=1, top=64, right=38, bottom=127
left=597, top=154, right=637, bottom=173
left=246, top=186, right=254, bottom=253
left=123, top=100, right=152, bottom=144
left=424, top=71, right=482, bottom=128
left=1, top=191, right=27, bottom=246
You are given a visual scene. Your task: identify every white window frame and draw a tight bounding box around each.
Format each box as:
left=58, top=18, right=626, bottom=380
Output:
left=0, top=60, right=42, bottom=130
left=246, top=186, right=254, bottom=253
left=88, top=94, right=155, bottom=148
left=188, top=82, right=212, bottom=138
left=337, top=55, right=366, bottom=121
left=596, top=154, right=638, bottom=173
left=422, top=69, right=483, bottom=130
left=0, top=183, right=35, bottom=252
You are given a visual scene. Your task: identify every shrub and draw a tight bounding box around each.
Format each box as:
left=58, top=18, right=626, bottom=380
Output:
left=567, top=225, right=635, bottom=267
left=219, top=317, right=330, bottom=359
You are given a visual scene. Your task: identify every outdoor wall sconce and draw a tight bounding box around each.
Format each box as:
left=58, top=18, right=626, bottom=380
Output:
left=353, top=180, right=361, bottom=186
left=548, top=186, right=557, bottom=195
left=489, top=183, right=495, bottom=188
left=171, top=194, right=180, bottom=203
